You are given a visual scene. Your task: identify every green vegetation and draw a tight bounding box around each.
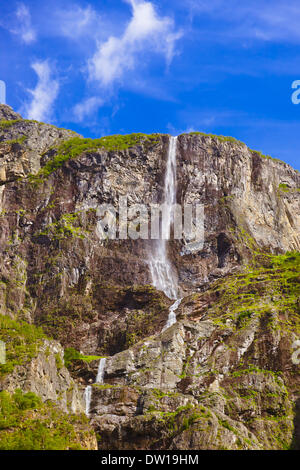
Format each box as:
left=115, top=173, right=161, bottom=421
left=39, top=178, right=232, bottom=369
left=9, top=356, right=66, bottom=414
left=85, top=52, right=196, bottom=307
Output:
left=278, top=183, right=300, bottom=193
left=279, top=183, right=290, bottom=192
left=64, top=347, right=102, bottom=368
left=187, top=131, right=245, bottom=146
left=35, top=133, right=160, bottom=178
left=1, top=135, right=27, bottom=145
left=0, top=315, right=47, bottom=376
left=92, top=384, right=121, bottom=390
left=192, top=251, right=300, bottom=336
left=249, top=149, right=286, bottom=165
left=146, top=402, right=199, bottom=425
left=0, top=389, right=93, bottom=450
left=0, top=116, right=296, bottom=173
left=0, top=119, right=22, bottom=128
left=35, top=212, right=88, bottom=241
left=185, top=131, right=292, bottom=166
left=218, top=418, right=237, bottom=434
left=55, top=353, right=64, bottom=370
left=231, top=365, right=284, bottom=383
left=146, top=402, right=254, bottom=448
left=151, top=388, right=180, bottom=399
left=236, top=309, right=253, bottom=328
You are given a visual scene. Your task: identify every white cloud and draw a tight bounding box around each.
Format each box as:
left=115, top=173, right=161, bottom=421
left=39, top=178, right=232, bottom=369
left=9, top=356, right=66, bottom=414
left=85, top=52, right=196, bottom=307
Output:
left=88, top=0, right=182, bottom=86
left=55, top=5, right=100, bottom=40
left=11, top=3, right=36, bottom=44
left=24, top=61, right=59, bottom=122
left=252, top=2, right=300, bottom=43
left=185, top=0, right=300, bottom=44
left=73, top=96, right=104, bottom=122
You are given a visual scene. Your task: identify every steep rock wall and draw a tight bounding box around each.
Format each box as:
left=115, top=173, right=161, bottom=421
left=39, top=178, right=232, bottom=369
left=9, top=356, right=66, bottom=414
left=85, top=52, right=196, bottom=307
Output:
left=0, top=109, right=299, bottom=356
left=0, top=106, right=299, bottom=450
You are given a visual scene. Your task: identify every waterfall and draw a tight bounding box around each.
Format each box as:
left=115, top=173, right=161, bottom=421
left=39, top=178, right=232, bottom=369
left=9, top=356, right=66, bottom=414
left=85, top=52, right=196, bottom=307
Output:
left=149, top=136, right=182, bottom=328
left=162, top=297, right=182, bottom=331
left=96, top=357, right=106, bottom=384
left=84, top=357, right=107, bottom=417
left=162, top=135, right=178, bottom=241
left=148, top=242, right=178, bottom=300
left=84, top=385, right=92, bottom=417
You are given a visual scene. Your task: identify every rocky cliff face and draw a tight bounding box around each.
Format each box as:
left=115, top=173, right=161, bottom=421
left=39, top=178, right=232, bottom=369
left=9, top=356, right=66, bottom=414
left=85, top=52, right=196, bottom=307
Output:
left=1, top=337, right=84, bottom=414
left=0, top=104, right=299, bottom=450
left=91, top=252, right=299, bottom=450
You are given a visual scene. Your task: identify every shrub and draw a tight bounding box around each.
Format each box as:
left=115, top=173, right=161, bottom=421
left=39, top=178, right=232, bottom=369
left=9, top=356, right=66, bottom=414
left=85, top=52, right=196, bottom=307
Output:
left=0, top=316, right=47, bottom=376
left=64, top=347, right=102, bottom=368
left=0, top=390, right=93, bottom=450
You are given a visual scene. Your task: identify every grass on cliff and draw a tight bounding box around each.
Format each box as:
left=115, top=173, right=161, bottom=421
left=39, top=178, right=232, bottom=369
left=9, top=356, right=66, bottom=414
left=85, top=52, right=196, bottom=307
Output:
left=187, top=131, right=245, bottom=147
left=190, top=251, right=300, bottom=336
left=35, top=212, right=87, bottom=241
left=1, top=135, right=27, bottom=145
left=64, top=347, right=102, bottom=368
left=186, top=131, right=290, bottom=165
left=145, top=401, right=255, bottom=449
left=249, top=149, right=286, bottom=165
left=0, top=389, right=92, bottom=450
left=278, top=183, right=300, bottom=193
left=0, top=119, right=22, bottom=129
left=0, top=315, right=47, bottom=376
left=1, top=117, right=293, bottom=171
left=35, top=133, right=160, bottom=178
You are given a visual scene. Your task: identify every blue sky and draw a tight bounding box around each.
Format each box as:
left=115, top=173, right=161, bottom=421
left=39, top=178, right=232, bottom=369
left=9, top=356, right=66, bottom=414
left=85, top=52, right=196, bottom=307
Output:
left=1, top=0, right=300, bottom=170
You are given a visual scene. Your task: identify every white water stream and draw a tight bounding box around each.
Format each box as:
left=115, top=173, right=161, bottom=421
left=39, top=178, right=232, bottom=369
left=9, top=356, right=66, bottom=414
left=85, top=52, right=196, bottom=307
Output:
left=149, top=136, right=182, bottom=328
left=84, top=385, right=92, bottom=417
left=162, top=297, right=182, bottom=331
left=84, top=357, right=107, bottom=417
left=96, top=357, right=106, bottom=384
left=85, top=136, right=182, bottom=414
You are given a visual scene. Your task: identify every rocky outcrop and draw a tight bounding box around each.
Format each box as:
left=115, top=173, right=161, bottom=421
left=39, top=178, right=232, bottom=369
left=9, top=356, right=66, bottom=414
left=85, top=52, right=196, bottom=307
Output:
left=1, top=338, right=84, bottom=414
left=177, top=134, right=300, bottom=290
left=0, top=105, right=80, bottom=183
left=0, top=105, right=299, bottom=450
left=88, top=252, right=299, bottom=450
left=0, top=104, right=22, bottom=121
left=90, top=386, right=261, bottom=450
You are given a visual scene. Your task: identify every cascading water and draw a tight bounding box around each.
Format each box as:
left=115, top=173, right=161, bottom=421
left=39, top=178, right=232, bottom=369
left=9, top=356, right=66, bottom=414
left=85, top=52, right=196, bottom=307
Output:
left=148, top=242, right=178, bottom=300
left=84, top=357, right=107, bottom=417
left=84, top=385, right=92, bottom=417
left=96, top=357, right=106, bottom=384
left=149, top=136, right=182, bottom=329
left=162, top=297, right=182, bottom=332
